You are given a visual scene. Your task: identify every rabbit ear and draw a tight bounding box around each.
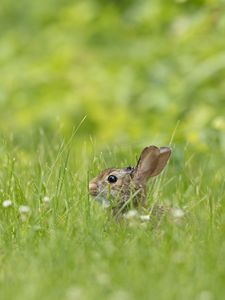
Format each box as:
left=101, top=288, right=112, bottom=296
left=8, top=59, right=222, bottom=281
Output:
left=151, top=147, right=171, bottom=176
left=133, top=146, right=171, bottom=184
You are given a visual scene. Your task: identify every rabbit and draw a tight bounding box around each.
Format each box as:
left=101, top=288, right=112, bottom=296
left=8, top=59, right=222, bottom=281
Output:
left=89, top=145, right=171, bottom=217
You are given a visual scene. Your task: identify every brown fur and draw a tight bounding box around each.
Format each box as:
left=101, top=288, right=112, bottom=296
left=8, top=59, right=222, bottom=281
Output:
left=89, top=145, right=171, bottom=215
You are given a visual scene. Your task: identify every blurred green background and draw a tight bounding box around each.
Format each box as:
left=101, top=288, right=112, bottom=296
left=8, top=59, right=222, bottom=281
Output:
left=1, top=0, right=225, bottom=148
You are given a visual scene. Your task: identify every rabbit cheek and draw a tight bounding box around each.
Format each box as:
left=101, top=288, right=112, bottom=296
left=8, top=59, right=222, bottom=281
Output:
left=110, top=180, right=130, bottom=200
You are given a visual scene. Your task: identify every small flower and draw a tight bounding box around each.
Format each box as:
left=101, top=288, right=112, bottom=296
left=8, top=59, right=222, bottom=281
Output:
left=43, top=196, right=50, bottom=203
left=172, top=208, right=185, bottom=218
left=2, top=200, right=12, bottom=208
left=139, top=215, right=151, bottom=221
left=123, top=209, right=138, bottom=219
left=19, top=205, right=31, bottom=222
left=19, top=205, right=31, bottom=214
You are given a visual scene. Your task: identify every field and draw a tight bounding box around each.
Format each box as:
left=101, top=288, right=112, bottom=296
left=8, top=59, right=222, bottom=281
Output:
left=1, top=1, right=225, bottom=299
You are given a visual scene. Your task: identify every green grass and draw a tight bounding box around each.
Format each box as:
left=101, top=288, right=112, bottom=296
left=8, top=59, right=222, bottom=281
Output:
left=0, top=133, right=224, bottom=300
left=1, top=0, right=225, bottom=299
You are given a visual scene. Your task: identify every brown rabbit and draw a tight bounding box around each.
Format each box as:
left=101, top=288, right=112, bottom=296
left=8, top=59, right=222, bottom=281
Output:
left=89, top=145, right=171, bottom=216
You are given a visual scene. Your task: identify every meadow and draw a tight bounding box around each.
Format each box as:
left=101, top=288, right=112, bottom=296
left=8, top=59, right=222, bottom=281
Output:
left=1, top=0, right=225, bottom=299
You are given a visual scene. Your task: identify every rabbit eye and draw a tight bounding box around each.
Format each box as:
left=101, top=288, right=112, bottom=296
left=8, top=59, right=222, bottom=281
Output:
left=107, top=175, right=118, bottom=183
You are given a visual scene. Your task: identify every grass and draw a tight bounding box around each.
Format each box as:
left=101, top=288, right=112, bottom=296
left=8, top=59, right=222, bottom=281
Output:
left=0, top=132, right=224, bottom=300
left=1, top=0, right=225, bottom=298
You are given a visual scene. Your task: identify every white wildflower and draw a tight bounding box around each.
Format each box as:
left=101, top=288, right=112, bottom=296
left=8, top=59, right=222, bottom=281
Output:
left=2, top=200, right=12, bottom=208
left=43, top=196, right=50, bottom=203
left=172, top=208, right=185, bottom=218
left=19, top=205, right=31, bottom=214
left=123, top=209, right=138, bottom=219
left=139, top=215, right=151, bottom=221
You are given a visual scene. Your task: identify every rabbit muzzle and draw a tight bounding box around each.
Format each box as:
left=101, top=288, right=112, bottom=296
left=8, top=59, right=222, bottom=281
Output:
left=89, top=182, right=99, bottom=197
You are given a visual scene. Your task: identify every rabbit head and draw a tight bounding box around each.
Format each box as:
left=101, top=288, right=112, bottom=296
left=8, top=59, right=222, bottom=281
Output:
left=89, top=146, right=171, bottom=213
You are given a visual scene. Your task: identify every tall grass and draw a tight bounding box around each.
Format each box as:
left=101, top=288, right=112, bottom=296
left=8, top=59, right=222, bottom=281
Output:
left=0, top=132, right=224, bottom=300
left=1, top=0, right=225, bottom=298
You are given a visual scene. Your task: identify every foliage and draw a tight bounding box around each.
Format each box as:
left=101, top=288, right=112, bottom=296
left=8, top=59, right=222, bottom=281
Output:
left=1, top=0, right=225, bottom=145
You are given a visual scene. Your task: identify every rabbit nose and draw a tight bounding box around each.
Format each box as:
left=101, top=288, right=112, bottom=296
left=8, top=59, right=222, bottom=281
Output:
left=89, top=182, right=97, bottom=190
left=89, top=182, right=98, bottom=197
